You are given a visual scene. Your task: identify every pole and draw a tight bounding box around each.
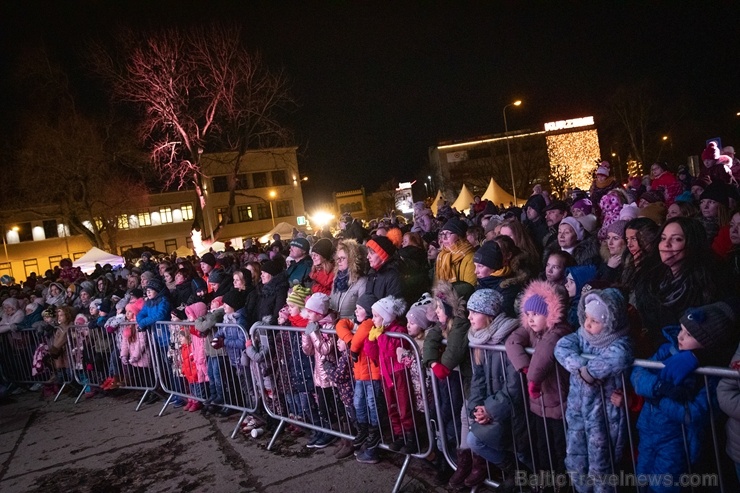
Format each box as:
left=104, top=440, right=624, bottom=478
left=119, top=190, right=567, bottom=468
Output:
left=2, top=226, right=7, bottom=261
left=269, top=201, right=275, bottom=228
left=503, top=104, right=517, bottom=205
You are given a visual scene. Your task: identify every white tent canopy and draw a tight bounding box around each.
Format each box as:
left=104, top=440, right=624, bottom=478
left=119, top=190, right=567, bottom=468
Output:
left=481, top=177, right=519, bottom=206
left=73, top=247, right=125, bottom=274
left=173, top=245, right=193, bottom=258
left=258, top=221, right=297, bottom=244
left=430, top=190, right=444, bottom=215
left=451, top=184, right=475, bottom=213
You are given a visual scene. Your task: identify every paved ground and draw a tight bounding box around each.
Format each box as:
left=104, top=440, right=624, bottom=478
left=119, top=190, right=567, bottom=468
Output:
left=0, top=387, right=452, bottom=493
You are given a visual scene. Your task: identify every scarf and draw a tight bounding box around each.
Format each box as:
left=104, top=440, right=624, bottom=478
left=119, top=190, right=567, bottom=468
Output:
left=580, top=324, right=629, bottom=349
left=333, top=269, right=350, bottom=293
left=436, top=240, right=474, bottom=282
left=467, top=313, right=518, bottom=346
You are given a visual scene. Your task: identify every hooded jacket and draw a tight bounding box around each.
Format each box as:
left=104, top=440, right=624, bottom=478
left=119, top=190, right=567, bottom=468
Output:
left=718, top=342, right=740, bottom=464
left=423, top=281, right=472, bottom=379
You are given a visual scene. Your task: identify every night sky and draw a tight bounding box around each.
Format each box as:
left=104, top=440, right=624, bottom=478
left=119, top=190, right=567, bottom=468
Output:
left=2, top=1, right=739, bottom=209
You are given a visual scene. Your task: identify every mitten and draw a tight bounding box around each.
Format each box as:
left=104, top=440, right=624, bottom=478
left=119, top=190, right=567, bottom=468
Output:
left=660, top=351, right=698, bottom=385
left=578, top=366, right=598, bottom=385
left=305, top=322, right=319, bottom=335
left=528, top=381, right=542, bottom=399
left=350, top=351, right=359, bottom=363
left=432, top=363, right=451, bottom=380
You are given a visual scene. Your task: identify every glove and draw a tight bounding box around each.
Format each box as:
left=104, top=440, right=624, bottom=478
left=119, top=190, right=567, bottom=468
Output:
left=350, top=351, right=359, bottom=363
left=305, top=322, right=320, bottom=335
left=578, top=366, right=598, bottom=385
left=660, top=350, right=698, bottom=385
left=432, top=363, right=451, bottom=380
left=655, top=342, right=673, bottom=361
left=211, top=337, right=224, bottom=350
left=528, top=381, right=542, bottom=399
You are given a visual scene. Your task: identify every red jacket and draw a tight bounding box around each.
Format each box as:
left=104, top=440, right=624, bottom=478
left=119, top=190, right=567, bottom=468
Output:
left=335, top=318, right=380, bottom=381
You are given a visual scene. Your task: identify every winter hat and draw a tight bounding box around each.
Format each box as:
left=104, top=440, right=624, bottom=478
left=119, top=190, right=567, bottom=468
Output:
left=371, top=296, right=407, bottom=326
left=544, top=200, right=569, bottom=213
left=576, top=215, right=598, bottom=234
left=701, top=142, right=720, bottom=161
left=566, top=265, right=597, bottom=299
left=619, top=203, right=640, bottom=221
left=208, top=270, right=226, bottom=284
left=130, top=288, right=144, bottom=299
left=640, top=190, right=664, bottom=204
left=185, top=302, right=208, bottom=320
left=699, top=182, right=730, bottom=208
left=723, top=146, right=736, bottom=155
left=467, top=288, right=504, bottom=317
left=473, top=241, right=503, bottom=270
left=42, top=306, right=56, bottom=318
left=99, top=298, right=112, bottom=314
left=140, top=271, right=155, bottom=282
left=691, top=175, right=711, bottom=189
left=290, top=238, right=310, bottom=253
left=571, top=198, right=593, bottom=215
left=674, top=191, right=694, bottom=203
left=311, top=238, right=334, bottom=260
left=578, top=288, right=629, bottom=347
left=146, top=278, right=164, bottom=293
left=584, top=294, right=610, bottom=323
left=606, top=220, right=628, bottom=238
left=2, top=298, right=19, bottom=310
left=386, top=227, right=403, bottom=249
left=680, top=302, right=735, bottom=350
left=200, top=253, right=217, bottom=268
left=89, top=298, right=103, bottom=311
left=406, top=305, right=431, bottom=329
left=441, top=216, right=468, bottom=237
left=366, top=236, right=396, bottom=264
left=261, top=260, right=282, bottom=277
left=356, top=293, right=378, bottom=317
left=523, top=294, right=548, bottom=316
left=560, top=217, right=584, bottom=241
left=596, top=166, right=610, bottom=176
left=524, top=194, right=547, bottom=216
left=286, top=285, right=311, bottom=308
left=25, top=302, right=39, bottom=313
left=222, top=289, right=246, bottom=310
left=305, top=293, right=330, bottom=316
left=639, top=202, right=667, bottom=225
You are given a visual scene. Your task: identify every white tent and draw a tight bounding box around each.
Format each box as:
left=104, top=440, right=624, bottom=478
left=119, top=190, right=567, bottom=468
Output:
left=430, top=190, right=444, bottom=215
left=173, top=245, right=193, bottom=258
left=451, top=184, right=475, bottom=213
left=73, top=247, right=125, bottom=274
left=258, top=221, right=297, bottom=244
left=481, top=177, right=519, bottom=206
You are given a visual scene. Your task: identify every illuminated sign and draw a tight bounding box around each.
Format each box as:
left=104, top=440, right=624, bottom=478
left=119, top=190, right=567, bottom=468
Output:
left=544, top=116, right=595, bottom=132
left=296, top=216, right=306, bottom=226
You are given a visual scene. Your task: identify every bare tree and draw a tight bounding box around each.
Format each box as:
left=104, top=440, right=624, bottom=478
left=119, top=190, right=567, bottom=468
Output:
left=608, top=81, right=662, bottom=171
left=89, top=23, right=295, bottom=242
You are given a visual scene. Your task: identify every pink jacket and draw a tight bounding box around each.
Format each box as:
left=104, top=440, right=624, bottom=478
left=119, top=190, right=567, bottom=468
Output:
left=190, top=333, right=208, bottom=382
left=302, top=325, right=336, bottom=388
left=120, top=328, right=150, bottom=368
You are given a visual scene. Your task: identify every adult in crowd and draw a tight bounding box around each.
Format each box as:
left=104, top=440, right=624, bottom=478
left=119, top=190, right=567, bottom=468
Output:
left=308, top=238, right=335, bottom=295
left=200, top=253, right=231, bottom=298
left=728, top=207, right=740, bottom=285
left=232, top=268, right=259, bottom=328
left=621, top=217, right=660, bottom=289
left=284, top=238, right=313, bottom=287
left=589, top=162, right=618, bottom=216
left=648, top=162, right=683, bottom=206
left=498, top=218, right=542, bottom=277
left=472, top=240, right=520, bottom=317
left=338, top=212, right=369, bottom=242
left=522, top=193, right=548, bottom=246
left=365, top=235, right=403, bottom=300
left=542, top=200, right=569, bottom=250
left=698, top=182, right=732, bottom=253
left=435, top=217, right=476, bottom=286
left=597, top=220, right=628, bottom=282
left=397, top=232, right=431, bottom=306
left=329, top=239, right=368, bottom=319
left=257, top=261, right=288, bottom=325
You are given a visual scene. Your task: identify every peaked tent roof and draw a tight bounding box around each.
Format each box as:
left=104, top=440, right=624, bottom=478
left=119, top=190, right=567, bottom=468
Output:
left=430, top=190, right=444, bottom=215
left=173, top=245, right=193, bottom=258
left=73, top=247, right=125, bottom=274
left=481, top=177, right=519, bottom=206
left=258, top=221, right=297, bottom=244
left=451, top=184, right=475, bottom=213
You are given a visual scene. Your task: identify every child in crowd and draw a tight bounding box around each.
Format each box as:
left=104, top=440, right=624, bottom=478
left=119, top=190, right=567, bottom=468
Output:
left=184, top=302, right=209, bottom=410
left=456, top=288, right=521, bottom=490
left=362, top=295, right=411, bottom=464
left=564, top=265, right=597, bottom=329
left=213, top=290, right=249, bottom=414
left=506, top=280, right=571, bottom=487
left=543, top=250, right=575, bottom=286
left=397, top=298, right=433, bottom=415
left=120, top=300, right=152, bottom=388
left=195, top=298, right=228, bottom=414
left=335, top=293, right=383, bottom=456
left=555, top=288, right=633, bottom=493
left=301, top=293, right=338, bottom=449
left=178, top=329, right=205, bottom=412
left=635, top=302, right=737, bottom=493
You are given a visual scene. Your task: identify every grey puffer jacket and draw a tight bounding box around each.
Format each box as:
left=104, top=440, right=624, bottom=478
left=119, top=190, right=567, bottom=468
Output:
left=717, top=343, right=740, bottom=463
left=329, top=276, right=367, bottom=320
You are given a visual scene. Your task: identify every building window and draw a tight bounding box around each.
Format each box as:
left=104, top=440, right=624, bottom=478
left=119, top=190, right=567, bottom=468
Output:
left=212, top=176, right=229, bottom=193
left=236, top=173, right=248, bottom=190
left=142, top=242, right=155, bottom=250
left=256, top=203, right=271, bottom=220
left=73, top=252, right=85, bottom=261
left=181, top=204, right=194, bottom=221
left=24, top=259, right=39, bottom=278
left=137, top=212, right=151, bottom=227
left=252, top=172, right=268, bottom=188
left=185, top=237, right=193, bottom=249
left=17, top=222, right=33, bottom=242
left=216, top=207, right=230, bottom=224
left=42, top=220, right=59, bottom=239
left=0, top=262, right=12, bottom=279
left=159, top=207, right=173, bottom=224
left=117, top=214, right=130, bottom=229
left=275, top=200, right=293, bottom=217
left=164, top=239, right=177, bottom=253
left=271, top=170, right=287, bottom=186
left=48, top=255, right=63, bottom=268
left=119, top=245, right=132, bottom=256
left=237, top=205, right=254, bottom=222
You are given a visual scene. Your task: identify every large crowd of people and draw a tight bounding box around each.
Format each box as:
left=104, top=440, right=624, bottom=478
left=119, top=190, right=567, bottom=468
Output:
left=1, top=142, right=740, bottom=492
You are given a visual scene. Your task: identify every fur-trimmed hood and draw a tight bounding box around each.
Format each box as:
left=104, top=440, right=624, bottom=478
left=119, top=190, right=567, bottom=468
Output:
left=518, top=280, right=568, bottom=330
left=432, top=280, right=468, bottom=319
left=576, top=287, right=628, bottom=335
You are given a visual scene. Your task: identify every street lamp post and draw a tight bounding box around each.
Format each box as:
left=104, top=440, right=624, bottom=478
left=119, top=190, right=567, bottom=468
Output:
left=268, top=190, right=276, bottom=228
left=503, top=100, right=522, bottom=205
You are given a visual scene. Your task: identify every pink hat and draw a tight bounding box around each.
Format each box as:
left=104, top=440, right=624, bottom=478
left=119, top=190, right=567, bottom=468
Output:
left=702, top=142, right=720, bottom=161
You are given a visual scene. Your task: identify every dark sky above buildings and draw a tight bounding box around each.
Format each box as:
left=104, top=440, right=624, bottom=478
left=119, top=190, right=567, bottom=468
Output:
left=2, top=1, right=739, bottom=208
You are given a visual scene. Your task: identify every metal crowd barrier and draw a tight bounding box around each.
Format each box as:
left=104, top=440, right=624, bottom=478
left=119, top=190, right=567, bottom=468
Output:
left=151, top=321, right=261, bottom=438
left=431, top=342, right=738, bottom=493
left=253, top=324, right=434, bottom=493
left=0, top=327, right=74, bottom=401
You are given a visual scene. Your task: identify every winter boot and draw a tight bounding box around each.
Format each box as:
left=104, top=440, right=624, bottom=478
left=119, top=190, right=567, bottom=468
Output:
left=352, top=423, right=369, bottom=449
left=364, top=426, right=381, bottom=450
left=447, top=448, right=473, bottom=489
left=356, top=445, right=380, bottom=464
left=334, top=439, right=355, bottom=459
left=388, top=433, right=406, bottom=452
left=495, top=459, right=519, bottom=493
left=464, top=452, right=489, bottom=488
left=399, top=432, right=418, bottom=454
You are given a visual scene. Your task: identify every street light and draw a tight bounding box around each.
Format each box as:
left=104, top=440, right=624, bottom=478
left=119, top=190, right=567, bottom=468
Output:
left=2, top=226, right=18, bottom=261
left=268, top=190, right=276, bottom=228
left=503, top=100, right=522, bottom=205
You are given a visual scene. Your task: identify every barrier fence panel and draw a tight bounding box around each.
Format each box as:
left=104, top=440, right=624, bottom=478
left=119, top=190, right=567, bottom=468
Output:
left=151, top=321, right=260, bottom=438
left=1, top=327, right=74, bottom=401
left=432, top=342, right=737, bottom=493
left=254, top=324, right=434, bottom=493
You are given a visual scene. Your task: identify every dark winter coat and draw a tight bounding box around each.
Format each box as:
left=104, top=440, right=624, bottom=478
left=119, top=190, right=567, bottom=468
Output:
left=365, top=259, right=403, bottom=300
left=257, top=276, right=288, bottom=325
